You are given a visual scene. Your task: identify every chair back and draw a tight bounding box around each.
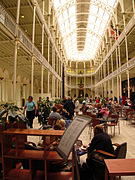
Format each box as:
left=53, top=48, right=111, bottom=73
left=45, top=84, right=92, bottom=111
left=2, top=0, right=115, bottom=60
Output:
left=109, top=114, right=119, bottom=123
left=114, top=142, right=127, bottom=159
left=91, top=118, right=100, bottom=128
left=86, top=111, right=92, bottom=116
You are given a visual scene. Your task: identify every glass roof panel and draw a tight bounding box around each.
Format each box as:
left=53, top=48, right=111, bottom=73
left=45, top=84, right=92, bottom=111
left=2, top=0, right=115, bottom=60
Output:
left=53, top=0, right=118, bottom=61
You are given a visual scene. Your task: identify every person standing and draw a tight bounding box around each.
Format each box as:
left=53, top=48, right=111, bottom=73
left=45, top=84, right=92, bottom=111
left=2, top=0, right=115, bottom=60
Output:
left=63, top=97, right=75, bottom=119
left=23, top=96, right=37, bottom=128
left=74, top=98, right=80, bottom=115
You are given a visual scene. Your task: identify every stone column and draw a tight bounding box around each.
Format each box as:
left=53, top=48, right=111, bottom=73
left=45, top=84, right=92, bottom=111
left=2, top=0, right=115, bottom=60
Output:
left=31, top=57, right=34, bottom=96
left=127, top=70, right=130, bottom=98
left=119, top=74, right=122, bottom=97
left=41, top=65, right=44, bottom=98
left=47, top=71, right=50, bottom=94
left=84, top=76, right=86, bottom=98
left=52, top=76, right=55, bottom=98
left=112, top=78, right=114, bottom=99
left=13, top=41, right=18, bottom=103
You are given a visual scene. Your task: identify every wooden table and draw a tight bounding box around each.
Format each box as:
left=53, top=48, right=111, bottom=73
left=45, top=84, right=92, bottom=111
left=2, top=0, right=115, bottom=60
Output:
left=104, top=159, right=135, bottom=180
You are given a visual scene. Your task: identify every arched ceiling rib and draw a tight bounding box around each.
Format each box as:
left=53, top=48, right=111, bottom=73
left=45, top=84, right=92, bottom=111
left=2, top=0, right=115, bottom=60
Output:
left=53, top=0, right=118, bottom=61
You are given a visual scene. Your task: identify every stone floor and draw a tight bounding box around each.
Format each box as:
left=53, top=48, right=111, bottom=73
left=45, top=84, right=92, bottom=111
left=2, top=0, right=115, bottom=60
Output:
left=28, top=117, right=135, bottom=180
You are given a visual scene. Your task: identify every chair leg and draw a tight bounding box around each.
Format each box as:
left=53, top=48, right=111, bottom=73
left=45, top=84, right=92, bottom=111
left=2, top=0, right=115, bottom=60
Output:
left=118, top=123, right=120, bottom=134
left=114, top=126, right=115, bottom=136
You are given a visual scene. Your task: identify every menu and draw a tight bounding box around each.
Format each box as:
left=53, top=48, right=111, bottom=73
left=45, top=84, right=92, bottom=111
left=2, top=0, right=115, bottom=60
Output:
left=57, top=115, right=90, bottom=160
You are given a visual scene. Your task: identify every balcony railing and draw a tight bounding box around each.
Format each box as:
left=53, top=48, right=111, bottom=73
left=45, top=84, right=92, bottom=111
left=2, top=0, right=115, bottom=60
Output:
left=0, top=5, right=16, bottom=35
left=0, top=4, right=62, bottom=82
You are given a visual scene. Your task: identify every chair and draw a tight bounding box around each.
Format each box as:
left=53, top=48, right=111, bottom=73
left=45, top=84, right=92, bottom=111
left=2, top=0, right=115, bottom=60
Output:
left=89, top=118, right=101, bottom=139
left=129, top=110, right=135, bottom=124
left=115, top=105, right=122, bottom=117
left=77, top=142, right=127, bottom=180
left=122, top=107, right=133, bottom=122
left=96, top=142, right=127, bottom=159
left=106, top=114, right=120, bottom=136
left=91, top=142, right=127, bottom=180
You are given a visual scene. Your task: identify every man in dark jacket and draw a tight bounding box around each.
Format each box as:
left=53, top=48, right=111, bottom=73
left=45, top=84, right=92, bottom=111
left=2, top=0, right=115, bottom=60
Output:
left=87, top=125, right=114, bottom=155
left=63, top=98, right=75, bottom=119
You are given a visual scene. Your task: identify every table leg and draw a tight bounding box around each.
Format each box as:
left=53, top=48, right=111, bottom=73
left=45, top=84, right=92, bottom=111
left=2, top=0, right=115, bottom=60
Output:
left=105, top=167, right=108, bottom=180
left=104, top=123, right=107, bottom=133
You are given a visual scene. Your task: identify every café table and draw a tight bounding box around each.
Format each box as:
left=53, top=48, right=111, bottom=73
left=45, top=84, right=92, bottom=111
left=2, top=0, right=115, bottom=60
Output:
left=104, top=159, right=135, bottom=180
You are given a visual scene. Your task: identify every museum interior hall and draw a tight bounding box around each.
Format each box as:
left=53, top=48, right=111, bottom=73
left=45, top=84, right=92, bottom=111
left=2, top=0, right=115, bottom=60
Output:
left=0, top=0, right=135, bottom=180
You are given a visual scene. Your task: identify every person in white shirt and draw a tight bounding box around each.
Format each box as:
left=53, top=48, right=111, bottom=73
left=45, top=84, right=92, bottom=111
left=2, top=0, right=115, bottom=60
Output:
left=74, top=98, right=80, bottom=115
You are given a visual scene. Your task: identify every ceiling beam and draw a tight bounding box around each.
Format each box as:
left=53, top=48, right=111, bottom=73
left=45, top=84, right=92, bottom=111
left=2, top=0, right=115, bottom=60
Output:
left=6, top=5, right=30, bottom=10
left=0, top=40, right=14, bottom=44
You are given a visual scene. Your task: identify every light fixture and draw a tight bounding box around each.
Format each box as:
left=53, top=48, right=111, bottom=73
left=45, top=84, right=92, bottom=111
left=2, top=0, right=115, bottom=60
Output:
left=21, top=15, right=24, bottom=18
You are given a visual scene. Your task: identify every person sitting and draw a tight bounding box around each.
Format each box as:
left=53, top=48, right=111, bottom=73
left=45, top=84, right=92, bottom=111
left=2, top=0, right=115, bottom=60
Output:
left=87, top=125, right=114, bottom=156
left=80, top=125, right=114, bottom=180
left=49, top=106, right=61, bottom=120
left=99, top=105, right=109, bottom=120
left=58, top=108, right=70, bottom=120
left=81, top=101, right=88, bottom=115
left=55, top=119, right=66, bottom=130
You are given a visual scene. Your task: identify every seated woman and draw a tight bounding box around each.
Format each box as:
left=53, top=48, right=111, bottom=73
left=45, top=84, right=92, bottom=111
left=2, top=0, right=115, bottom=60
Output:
left=80, top=125, right=114, bottom=180
left=38, top=119, right=66, bottom=150
left=98, top=105, right=109, bottom=120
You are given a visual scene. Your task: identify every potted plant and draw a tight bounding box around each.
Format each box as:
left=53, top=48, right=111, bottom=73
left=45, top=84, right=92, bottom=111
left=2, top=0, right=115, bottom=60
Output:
left=0, top=103, right=29, bottom=130
left=37, top=99, right=52, bottom=126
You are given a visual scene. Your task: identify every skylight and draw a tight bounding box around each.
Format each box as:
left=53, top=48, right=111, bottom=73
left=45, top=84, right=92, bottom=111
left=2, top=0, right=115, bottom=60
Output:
left=53, top=0, right=118, bottom=61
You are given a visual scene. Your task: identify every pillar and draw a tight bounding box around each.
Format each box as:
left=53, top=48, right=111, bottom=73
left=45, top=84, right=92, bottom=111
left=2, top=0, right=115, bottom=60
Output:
left=117, top=76, right=119, bottom=100
left=13, top=41, right=18, bottom=103
left=48, top=38, right=50, bottom=63
left=112, top=78, right=114, bottom=99
left=127, top=70, right=130, bottom=98
left=84, top=76, right=86, bottom=97
left=41, top=65, right=44, bottom=98
left=119, top=74, right=122, bottom=97
left=47, top=71, right=50, bottom=94
left=31, top=57, right=34, bottom=96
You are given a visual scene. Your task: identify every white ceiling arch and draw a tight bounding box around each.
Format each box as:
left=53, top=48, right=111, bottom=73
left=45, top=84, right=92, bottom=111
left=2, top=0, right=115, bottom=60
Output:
left=53, top=0, right=118, bottom=61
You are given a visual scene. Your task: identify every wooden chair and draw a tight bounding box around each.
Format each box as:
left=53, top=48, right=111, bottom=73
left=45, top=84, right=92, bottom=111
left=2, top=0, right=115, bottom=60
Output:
left=86, top=111, right=92, bottom=117
left=106, top=114, right=120, bottom=136
left=90, top=142, right=127, bottom=180
left=89, top=118, right=101, bottom=139
left=96, top=142, right=127, bottom=159
left=77, top=142, right=127, bottom=180
left=128, top=110, right=135, bottom=124
left=122, top=107, right=133, bottom=122
left=115, top=105, right=122, bottom=117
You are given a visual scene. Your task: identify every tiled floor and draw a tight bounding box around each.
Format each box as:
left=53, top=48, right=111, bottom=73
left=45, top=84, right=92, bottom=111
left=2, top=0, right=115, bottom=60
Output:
left=28, top=117, right=135, bottom=180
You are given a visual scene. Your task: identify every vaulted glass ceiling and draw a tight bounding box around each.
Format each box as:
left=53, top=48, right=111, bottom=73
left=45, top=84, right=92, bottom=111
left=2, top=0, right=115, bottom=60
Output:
left=53, top=0, right=118, bottom=61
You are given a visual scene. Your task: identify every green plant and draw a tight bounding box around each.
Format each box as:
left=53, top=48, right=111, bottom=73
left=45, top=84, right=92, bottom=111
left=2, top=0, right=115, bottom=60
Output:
left=37, top=100, right=52, bottom=126
left=78, top=97, right=85, bottom=104
left=54, top=98, right=63, bottom=104
left=0, top=103, right=28, bottom=128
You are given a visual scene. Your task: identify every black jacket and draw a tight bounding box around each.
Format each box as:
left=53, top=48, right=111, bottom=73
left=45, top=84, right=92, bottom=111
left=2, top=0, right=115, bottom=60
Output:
left=88, top=132, right=114, bottom=154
